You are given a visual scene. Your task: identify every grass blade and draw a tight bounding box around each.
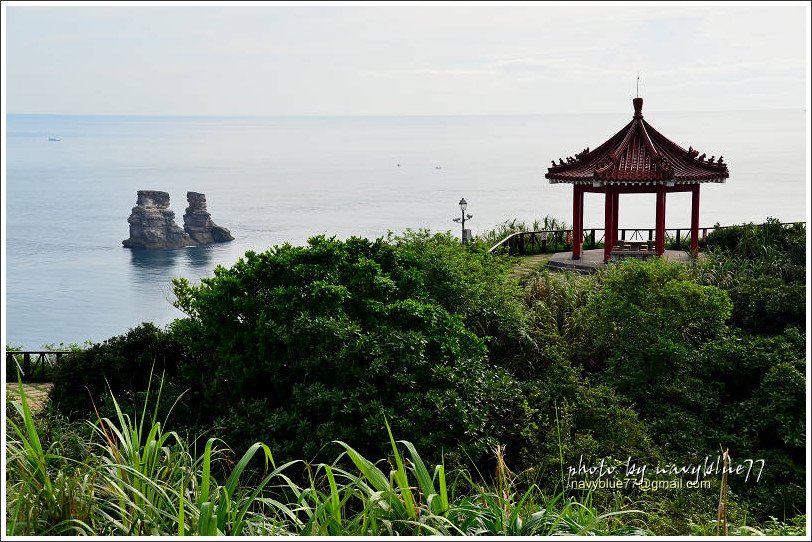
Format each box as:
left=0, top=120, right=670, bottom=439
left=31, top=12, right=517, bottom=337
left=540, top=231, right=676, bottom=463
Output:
left=385, top=420, right=416, bottom=519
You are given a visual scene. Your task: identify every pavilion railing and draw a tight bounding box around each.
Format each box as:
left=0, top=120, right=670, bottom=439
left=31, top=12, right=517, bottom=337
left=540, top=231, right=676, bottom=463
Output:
left=5, top=351, right=72, bottom=383
left=488, top=222, right=806, bottom=256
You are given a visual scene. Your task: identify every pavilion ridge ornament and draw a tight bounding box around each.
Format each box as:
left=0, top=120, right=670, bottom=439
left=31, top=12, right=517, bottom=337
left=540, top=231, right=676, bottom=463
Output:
left=545, top=97, right=730, bottom=263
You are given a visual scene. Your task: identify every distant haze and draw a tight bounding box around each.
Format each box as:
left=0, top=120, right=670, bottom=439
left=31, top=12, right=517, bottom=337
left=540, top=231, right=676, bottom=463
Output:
left=4, top=3, right=808, bottom=116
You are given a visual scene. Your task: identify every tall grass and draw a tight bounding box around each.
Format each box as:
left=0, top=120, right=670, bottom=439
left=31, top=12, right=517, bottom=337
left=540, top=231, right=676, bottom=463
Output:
left=6, top=381, right=651, bottom=536
left=695, top=219, right=806, bottom=286
left=6, top=376, right=95, bottom=534
left=523, top=268, right=598, bottom=354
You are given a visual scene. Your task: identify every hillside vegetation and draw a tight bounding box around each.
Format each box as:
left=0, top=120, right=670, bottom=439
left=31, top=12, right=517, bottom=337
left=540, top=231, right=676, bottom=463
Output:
left=7, top=219, right=806, bottom=535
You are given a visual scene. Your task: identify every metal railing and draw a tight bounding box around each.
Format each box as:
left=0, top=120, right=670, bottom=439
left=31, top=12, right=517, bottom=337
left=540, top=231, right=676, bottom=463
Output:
left=488, top=222, right=806, bottom=256
left=5, top=351, right=72, bottom=383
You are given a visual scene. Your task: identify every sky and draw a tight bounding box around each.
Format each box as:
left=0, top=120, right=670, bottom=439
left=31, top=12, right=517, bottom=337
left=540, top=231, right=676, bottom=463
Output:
left=3, top=2, right=810, bottom=116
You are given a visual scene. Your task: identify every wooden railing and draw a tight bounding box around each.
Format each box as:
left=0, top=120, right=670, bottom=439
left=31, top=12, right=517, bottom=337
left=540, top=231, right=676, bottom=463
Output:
left=5, top=351, right=72, bottom=383
left=488, top=222, right=806, bottom=256
left=489, top=229, right=579, bottom=255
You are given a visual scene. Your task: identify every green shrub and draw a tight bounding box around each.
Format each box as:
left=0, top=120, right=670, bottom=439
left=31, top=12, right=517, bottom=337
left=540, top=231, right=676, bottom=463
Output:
left=560, top=255, right=804, bottom=520
left=726, top=275, right=805, bottom=334
left=572, top=257, right=731, bottom=373
left=171, top=234, right=523, bottom=464
left=521, top=270, right=596, bottom=375
left=753, top=515, right=807, bottom=536
left=699, top=328, right=805, bottom=404
left=731, top=362, right=806, bottom=515
left=697, top=220, right=806, bottom=335
left=552, top=262, right=713, bottom=459
left=49, top=323, right=184, bottom=420
left=388, top=229, right=531, bottom=368
left=512, top=359, right=658, bottom=488
left=705, top=218, right=805, bottom=260
left=702, top=219, right=805, bottom=283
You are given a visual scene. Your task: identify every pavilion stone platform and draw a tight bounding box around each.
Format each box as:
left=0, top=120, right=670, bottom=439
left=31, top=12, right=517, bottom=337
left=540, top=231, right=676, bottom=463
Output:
left=547, top=249, right=692, bottom=274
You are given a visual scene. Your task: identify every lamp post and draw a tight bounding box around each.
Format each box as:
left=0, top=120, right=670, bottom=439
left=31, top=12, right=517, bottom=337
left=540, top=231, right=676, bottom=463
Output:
left=452, top=198, right=473, bottom=244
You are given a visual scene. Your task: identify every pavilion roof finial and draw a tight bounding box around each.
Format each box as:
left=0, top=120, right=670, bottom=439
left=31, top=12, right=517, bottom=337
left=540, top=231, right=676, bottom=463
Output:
left=632, top=73, right=643, bottom=117
left=633, top=96, right=643, bottom=118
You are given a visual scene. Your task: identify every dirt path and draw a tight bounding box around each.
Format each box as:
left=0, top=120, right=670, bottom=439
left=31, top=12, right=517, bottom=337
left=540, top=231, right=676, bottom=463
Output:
left=6, top=383, right=53, bottom=414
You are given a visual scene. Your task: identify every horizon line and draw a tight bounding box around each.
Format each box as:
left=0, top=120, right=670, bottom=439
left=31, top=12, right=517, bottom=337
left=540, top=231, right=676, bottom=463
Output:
left=5, top=106, right=804, bottom=119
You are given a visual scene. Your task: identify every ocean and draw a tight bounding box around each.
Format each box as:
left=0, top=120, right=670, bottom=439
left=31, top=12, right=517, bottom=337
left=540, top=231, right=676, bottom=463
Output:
left=4, top=110, right=807, bottom=348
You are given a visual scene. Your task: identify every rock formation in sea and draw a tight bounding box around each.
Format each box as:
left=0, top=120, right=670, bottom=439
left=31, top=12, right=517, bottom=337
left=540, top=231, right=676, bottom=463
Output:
left=183, top=192, right=234, bottom=244
left=122, top=190, right=193, bottom=249
left=122, top=190, right=233, bottom=249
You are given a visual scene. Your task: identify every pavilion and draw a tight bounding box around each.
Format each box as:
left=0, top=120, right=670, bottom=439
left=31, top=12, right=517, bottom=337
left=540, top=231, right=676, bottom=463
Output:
left=545, top=97, right=729, bottom=263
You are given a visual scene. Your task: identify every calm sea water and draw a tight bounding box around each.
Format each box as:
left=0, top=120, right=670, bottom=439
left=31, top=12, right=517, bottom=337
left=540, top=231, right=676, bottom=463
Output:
left=4, top=110, right=806, bottom=348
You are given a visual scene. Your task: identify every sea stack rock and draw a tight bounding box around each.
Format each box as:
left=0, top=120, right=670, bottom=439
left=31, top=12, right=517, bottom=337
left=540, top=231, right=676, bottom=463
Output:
left=122, top=191, right=193, bottom=249
left=183, top=192, right=234, bottom=244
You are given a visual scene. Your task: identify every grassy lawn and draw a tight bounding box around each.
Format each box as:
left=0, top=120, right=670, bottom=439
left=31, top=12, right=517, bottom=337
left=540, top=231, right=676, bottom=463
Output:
left=509, top=253, right=555, bottom=281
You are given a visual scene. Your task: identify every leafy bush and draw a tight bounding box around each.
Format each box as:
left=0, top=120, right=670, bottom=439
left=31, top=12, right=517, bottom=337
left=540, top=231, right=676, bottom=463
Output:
left=572, top=257, right=732, bottom=374
left=552, top=254, right=805, bottom=520
left=735, top=362, right=806, bottom=514
left=697, top=220, right=806, bottom=335
left=387, top=229, right=529, bottom=363
left=751, top=515, right=807, bottom=536
left=702, top=218, right=805, bottom=283
left=511, top=360, right=658, bottom=486
left=705, top=218, right=805, bottom=260
left=699, top=327, right=805, bottom=404
left=170, top=233, right=524, bottom=463
left=522, top=270, right=596, bottom=374
left=506, top=269, right=659, bottom=488
left=726, top=274, right=805, bottom=334
left=49, top=323, right=184, bottom=420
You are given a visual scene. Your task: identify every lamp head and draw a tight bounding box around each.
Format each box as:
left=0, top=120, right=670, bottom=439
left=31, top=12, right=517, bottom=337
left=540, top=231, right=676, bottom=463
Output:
left=459, top=198, right=467, bottom=212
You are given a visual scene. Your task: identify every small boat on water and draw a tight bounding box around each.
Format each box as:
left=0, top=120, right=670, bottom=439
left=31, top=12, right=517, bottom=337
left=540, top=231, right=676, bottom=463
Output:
left=48, top=137, right=61, bottom=141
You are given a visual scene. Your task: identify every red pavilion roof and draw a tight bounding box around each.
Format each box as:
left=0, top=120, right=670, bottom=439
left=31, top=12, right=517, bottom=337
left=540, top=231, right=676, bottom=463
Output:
left=545, top=98, right=729, bottom=185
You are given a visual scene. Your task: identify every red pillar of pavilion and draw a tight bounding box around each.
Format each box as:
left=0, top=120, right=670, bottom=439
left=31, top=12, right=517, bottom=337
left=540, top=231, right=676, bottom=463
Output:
left=572, top=185, right=584, bottom=259
left=603, top=188, right=614, bottom=263
left=579, top=187, right=585, bottom=249
left=612, top=191, right=620, bottom=242
left=655, top=188, right=666, bottom=256
left=690, top=184, right=700, bottom=257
